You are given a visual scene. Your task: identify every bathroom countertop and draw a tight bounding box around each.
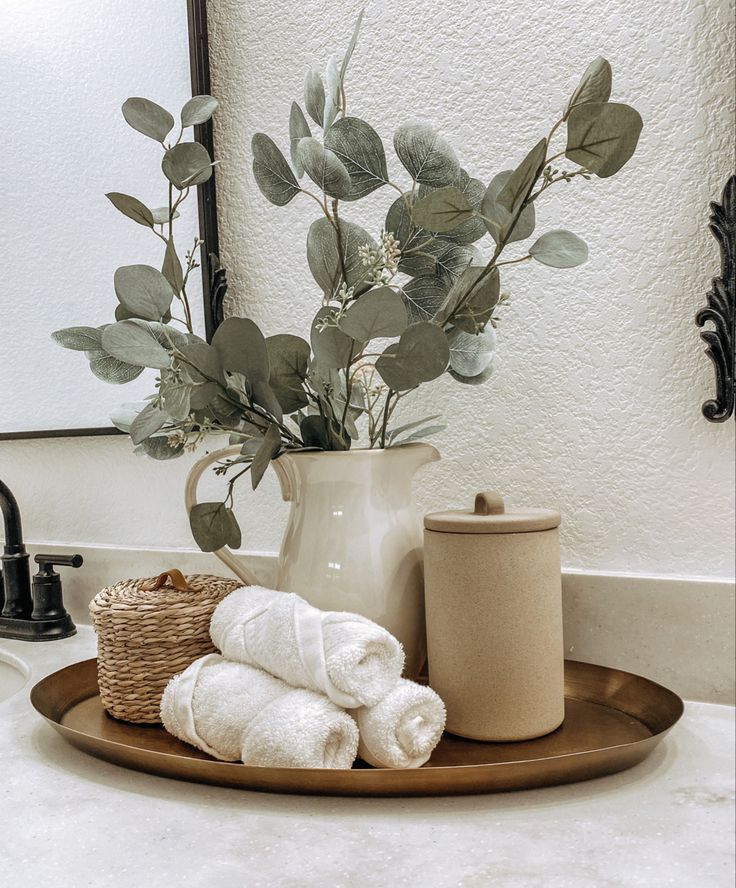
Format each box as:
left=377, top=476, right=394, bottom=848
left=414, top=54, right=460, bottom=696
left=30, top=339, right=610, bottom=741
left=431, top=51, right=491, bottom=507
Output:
left=1, top=628, right=733, bottom=888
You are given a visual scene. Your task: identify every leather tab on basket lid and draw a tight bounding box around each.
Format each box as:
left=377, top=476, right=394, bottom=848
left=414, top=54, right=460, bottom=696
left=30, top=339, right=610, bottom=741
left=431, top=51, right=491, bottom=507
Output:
left=141, top=569, right=197, bottom=592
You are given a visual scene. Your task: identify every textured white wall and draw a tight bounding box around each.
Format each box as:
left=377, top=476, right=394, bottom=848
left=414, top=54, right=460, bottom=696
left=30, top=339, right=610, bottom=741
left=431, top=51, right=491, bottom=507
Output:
left=1, top=0, right=734, bottom=581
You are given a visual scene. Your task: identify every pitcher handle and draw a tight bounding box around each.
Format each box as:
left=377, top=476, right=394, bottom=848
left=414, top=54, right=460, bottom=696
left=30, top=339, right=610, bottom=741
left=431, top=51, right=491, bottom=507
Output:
left=183, top=444, right=260, bottom=586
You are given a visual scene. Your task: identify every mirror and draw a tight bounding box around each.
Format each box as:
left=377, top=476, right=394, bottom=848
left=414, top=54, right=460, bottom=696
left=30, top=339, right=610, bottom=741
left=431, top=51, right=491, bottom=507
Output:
left=0, top=0, right=222, bottom=439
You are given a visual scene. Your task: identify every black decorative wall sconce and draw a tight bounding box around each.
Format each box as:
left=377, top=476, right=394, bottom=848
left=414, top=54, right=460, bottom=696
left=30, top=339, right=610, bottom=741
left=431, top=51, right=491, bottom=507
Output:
left=696, top=175, right=735, bottom=423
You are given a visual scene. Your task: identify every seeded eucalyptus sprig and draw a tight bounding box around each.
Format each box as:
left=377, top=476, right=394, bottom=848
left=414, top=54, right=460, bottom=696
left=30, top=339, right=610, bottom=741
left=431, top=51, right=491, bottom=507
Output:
left=52, top=15, right=643, bottom=553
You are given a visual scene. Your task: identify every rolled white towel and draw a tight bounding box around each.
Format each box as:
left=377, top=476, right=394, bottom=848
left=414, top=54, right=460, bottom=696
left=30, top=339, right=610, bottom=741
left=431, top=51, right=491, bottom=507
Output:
left=355, top=679, right=446, bottom=769
left=160, top=654, right=358, bottom=769
left=210, top=586, right=404, bottom=708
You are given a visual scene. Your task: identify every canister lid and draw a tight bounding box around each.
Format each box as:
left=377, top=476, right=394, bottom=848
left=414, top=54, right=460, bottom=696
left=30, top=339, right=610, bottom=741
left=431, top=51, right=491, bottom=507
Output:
left=424, top=491, right=561, bottom=534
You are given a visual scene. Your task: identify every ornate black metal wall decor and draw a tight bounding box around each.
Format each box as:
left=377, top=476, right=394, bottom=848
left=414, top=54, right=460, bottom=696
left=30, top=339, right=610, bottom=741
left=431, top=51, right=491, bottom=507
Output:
left=696, top=175, right=736, bottom=423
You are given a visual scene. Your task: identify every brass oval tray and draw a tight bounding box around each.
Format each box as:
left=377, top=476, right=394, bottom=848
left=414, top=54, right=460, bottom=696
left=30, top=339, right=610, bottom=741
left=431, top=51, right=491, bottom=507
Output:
left=31, top=658, right=683, bottom=797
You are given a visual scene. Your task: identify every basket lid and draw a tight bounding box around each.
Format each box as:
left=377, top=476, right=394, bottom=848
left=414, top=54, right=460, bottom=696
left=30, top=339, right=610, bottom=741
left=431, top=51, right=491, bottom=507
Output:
left=424, top=490, right=561, bottom=534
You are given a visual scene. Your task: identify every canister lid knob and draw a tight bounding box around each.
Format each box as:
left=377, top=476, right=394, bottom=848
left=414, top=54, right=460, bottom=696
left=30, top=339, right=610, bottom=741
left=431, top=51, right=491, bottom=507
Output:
left=474, top=491, right=505, bottom=515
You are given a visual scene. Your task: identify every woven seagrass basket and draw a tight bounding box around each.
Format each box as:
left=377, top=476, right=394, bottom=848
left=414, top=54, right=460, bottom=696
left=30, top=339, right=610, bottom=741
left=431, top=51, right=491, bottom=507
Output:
left=89, top=569, right=241, bottom=724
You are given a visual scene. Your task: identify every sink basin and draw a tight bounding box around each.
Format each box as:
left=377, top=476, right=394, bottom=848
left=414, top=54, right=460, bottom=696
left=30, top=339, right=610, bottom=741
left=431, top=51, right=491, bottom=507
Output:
left=0, top=651, right=29, bottom=702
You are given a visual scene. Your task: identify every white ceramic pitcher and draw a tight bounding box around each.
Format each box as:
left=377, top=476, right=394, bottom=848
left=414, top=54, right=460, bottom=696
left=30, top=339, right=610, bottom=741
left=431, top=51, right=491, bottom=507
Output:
left=184, top=443, right=440, bottom=677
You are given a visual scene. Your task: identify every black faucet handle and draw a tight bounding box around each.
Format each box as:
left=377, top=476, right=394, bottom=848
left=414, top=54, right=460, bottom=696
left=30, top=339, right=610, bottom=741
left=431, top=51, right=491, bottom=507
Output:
left=31, top=553, right=82, bottom=626
left=34, top=553, right=84, bottom=573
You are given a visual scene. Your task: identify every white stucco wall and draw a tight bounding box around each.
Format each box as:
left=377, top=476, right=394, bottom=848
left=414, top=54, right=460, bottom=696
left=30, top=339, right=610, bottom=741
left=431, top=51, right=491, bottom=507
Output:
left=1, top=0, right=734, bottom=580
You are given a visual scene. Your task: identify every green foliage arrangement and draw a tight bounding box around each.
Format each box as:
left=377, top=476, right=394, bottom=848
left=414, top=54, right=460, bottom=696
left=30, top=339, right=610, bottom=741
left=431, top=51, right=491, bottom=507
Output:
left=54, top=13, right=643, bottom=550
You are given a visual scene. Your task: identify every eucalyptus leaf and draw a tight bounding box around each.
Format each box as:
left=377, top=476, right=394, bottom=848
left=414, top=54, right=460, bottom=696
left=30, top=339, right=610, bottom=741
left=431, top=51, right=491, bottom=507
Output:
left=297, top=137, right=352, bottom=199
left=419, top=174, right=487, bottom=245
left=393, top=123, right=460, bottom=187
left=481, top=170, right=536, bottom=244
left=339, top=287, right=408, bottom=341
left=564, top=58, right=612, bottom=119
left=189, top=501, right=242, bottom=552
left=150, top=206, right=180, bottom=225
left=289, top=102, right=311, bottom=176
left=162, top=142, right=213, bottom=189
left=88, top=352, right=144, bottom=385
left=446, top=325, right=496, bottom=377
left=121, top=97, right=174, bottom=142
left=141, top=435, right=184, bottom=460
left=300, top=414, right=347, bottom=450
left=181, top=95, right=219, bottom=127
left=177, top=337, right=223, bottom=384
left=375, top=322, right=450, bottom=390
left=529, top=230, right=589, bottom=268
left=102, top=320, right=172, bottom=369
left=400, top=276, right=448, bottom=323
left=250, top=423, right=282, bottom=489
left=496, top=139, right=547, bottom=216
left=162, top=239, right=184, bottom=293
left=306, top=217, right=377, bottom=298
left=565, top=102, right=643, bottom=177
left=324, top=56, right=342, bottom=130
left=130, top=402, right=168, bottom=445
left=433, top=265, right=499, bottom=329
left=105, top=193, right=153, bottom=228
left=310, top=306, right=354, bottom=368
left=339, top=7, right=364, bottom=82
left=114, top=264, right=174, bottom=321
left=266, top=334, right=311, bottom=413
left=252, top=133, right=300, bottom=206
left=385, top=193, right=433, bottom=274
left=449, top=363, right=494, bottom=386
left=161, top=383, right=192, bottom=421
left=387, top=413, right=441, bottom=442
left=51, top=326, right=103, bottom=351
left=324, top=116, right=388, bottom=200
left=435, top=241, right=478, bottom=287
left=212, top=317, right=270, bottom=383
left=304, top=68, right=326, bottom=127
left=110, top=401, right=149, bottom=432
left=410, top=186, right=474, bottom=232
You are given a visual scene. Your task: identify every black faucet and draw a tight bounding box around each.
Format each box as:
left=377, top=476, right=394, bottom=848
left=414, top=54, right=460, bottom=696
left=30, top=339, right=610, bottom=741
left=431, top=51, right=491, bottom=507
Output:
left=0, top=479, right=81, bottom=641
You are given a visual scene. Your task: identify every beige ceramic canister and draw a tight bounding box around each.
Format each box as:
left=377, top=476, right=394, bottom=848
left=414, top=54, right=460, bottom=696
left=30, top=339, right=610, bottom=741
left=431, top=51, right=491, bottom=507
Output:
left=424, top=491, right=564, bottom=741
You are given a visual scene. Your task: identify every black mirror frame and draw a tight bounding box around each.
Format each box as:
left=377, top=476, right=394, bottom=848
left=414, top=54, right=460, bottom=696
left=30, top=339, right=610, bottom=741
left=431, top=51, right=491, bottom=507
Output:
left=0, top=0, right=224, bottom=442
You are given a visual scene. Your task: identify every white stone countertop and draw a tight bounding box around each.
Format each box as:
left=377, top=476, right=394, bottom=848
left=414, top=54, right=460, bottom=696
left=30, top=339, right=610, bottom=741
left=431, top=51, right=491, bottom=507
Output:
left=0, top=627, right=733, bottom=888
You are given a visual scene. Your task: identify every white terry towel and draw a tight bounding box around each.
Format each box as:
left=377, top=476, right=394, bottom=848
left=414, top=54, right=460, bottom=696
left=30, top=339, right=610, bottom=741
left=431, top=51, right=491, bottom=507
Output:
left=160, top=654, right=359, bottom=769
left=355, top=679, right=446, bottom=769
left=210, top=586, right=404, bottom=709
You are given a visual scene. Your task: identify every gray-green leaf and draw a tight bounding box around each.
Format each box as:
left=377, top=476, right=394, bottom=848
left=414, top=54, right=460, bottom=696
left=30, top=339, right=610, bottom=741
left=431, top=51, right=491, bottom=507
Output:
left=446, top=325, right=496, bottom=377
left=105, top=193, right=154, bottom=228
left=51, top=326, right=103, bottom=351
left=304, top=69, right=326, bottom=127
left=481, top=170, right=536, bottom=244
left=496, top=139, right=547, bottom=216
left=266, top=334, right=311, bottom=413
left=419, top=173, right=487, bottom=245
left=306, top=217, right=377, bottom=298
left=297, top=137, right=352, bottom=199
left=289, top=103, right=311, bottom=176
left=141, top=435, right=184, bottom=460
left=150, top=206, right=180, bottom=225
left=130, top=402, right=168, bottom=445
left=88, top=353, right=143, bottom=385
left=393, top=123, right=460, bottom=187
left=102, top=320, right=172, bottom=369
left=400, top=276, right=448, bottom=323
left=410, top=186, right=474, bottom=232
left=162, top=239, right=184, bottom=294
left=251, top=133, right=300, bottom=206
left=339, top=287, right=408, bottom=341
left=181, top=95, right=219, bottom=127
left=212, top=317, right=269, bottom=382
left=375, top=322, right=450, bottom=391
left=121, top=97, right=174, bottom=142
left=161, top=383, right=192, bottom=421
left=251, top=423, right=282, bottom=489
left=340, top=7, right=364, bottom=82
left=324, top=116, right=388, bottom=200
left=311, top=307, right=354, bottom=368
left=162, top=142, right=213, bottom=189
left=324, top=56, right=342, bottom=131
left=189, top=501, right=242, bottom=552
left=434, top=266, right=499, bottom=331
left=114, top=264, right=174, bottom=321
left=564, top=58, right=612, bottom=119
left=529, top=230, right=589, bottom=267
left=565, top=102, right=643, bottom=177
